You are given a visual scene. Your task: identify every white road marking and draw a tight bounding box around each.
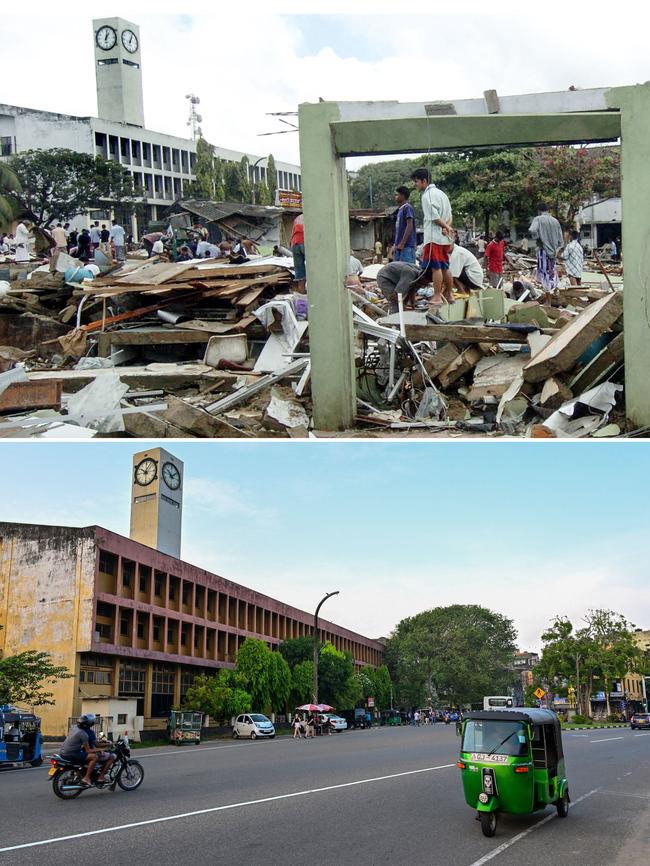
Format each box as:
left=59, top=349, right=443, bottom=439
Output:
left=589, top=736, right=624, bottom=743
left=634, top=733, right=650, bottom=737
left=597, top=790, right=650, bottom=800
left=0, top=763, right=456, bottom=853
left=466, top=788, right=601, bottom=866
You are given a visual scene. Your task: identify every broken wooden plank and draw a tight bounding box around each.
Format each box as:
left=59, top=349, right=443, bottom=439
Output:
left=96, top=328, right=215, bottom=358
left=422, top=343, right=461, bottom=379
left=540, top=377, right=573, bottom=412
left=522, top=292, right=623, bottom=384
left=437, top=346, right=484, bottom=389
left=465, top=354, right=528, bottom=401
left=569, top=332, right=625, bottom=394
left=205, top=358, right=309, bottom=415
left=0, top=379, right=62, bottom=413
left=112, top=261, right=198, bottom=285
left=159, top=395, right=248, bottom=438
left=405, top=323, right=540, bottom=344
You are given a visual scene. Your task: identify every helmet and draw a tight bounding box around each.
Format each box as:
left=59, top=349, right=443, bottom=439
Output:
left=78, top=713, right=96, bottom=728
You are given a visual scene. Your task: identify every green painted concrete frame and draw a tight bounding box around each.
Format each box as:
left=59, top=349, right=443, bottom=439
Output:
left=299, top=87, right=646, bottom=431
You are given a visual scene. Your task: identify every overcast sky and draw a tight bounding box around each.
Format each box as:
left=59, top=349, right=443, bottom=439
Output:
left=3, top=2, right=647, bottom=166
left=1, top=441, right=647, bottom=653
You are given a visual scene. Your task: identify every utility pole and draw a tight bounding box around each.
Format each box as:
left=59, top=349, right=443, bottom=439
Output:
left=576, top=651, right=581, bottom=716
left=313, top=591, right=339, bottom=704
left=250, top=156, right=266, bottom=204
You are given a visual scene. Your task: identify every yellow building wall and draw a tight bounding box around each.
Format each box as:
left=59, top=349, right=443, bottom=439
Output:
left=0, top=525, right=97, bottom=737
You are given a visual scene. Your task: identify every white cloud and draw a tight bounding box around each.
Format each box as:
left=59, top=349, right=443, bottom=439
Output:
left=184, top=476, right=275, bottom=521
left=4, top=5, right=650, bottom=169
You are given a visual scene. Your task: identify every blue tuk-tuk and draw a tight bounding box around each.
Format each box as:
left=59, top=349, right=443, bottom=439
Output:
left=0, top=705, right=43, bottom=768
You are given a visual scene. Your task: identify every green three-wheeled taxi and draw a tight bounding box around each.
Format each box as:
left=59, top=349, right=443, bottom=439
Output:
left=458, top=707, right=569, bottom=837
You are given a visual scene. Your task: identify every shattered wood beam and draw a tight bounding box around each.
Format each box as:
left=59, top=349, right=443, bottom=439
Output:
left=205, top=358, right=309, bottom=415
left=405, top=324, right=545, bottom=343
left=331, top=113, right=621, bottom=156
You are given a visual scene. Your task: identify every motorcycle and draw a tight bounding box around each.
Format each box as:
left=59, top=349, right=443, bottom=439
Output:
left=48, top=736, right=144, bottom=799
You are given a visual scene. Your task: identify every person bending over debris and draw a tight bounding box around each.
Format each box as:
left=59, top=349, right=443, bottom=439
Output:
left=561, top=230, right=584, bottom=286
left=377, top=261, right=431, bottom=313
left=411, top=167, right=454, bottom=305
left=529, top=203, right=563, bottom=292
left=449, top=243, right=484, bottom=293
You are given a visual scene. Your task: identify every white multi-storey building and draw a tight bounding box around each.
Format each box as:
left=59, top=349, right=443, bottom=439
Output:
left=0, top=17, right=301, bottom=237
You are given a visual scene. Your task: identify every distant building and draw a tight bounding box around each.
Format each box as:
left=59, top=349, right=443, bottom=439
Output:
left=512, top=650, right=540, bottom=703
left=0, top=448, right=384, bottom=737
left=0, top=17, right=300, bottom=238
left=576, top=197, right=621, bottom=251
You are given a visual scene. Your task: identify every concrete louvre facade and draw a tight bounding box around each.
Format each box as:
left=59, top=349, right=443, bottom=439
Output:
left=0, top=522, right=384, bottom=736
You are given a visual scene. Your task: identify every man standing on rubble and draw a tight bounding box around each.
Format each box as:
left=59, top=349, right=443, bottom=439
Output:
left=561, top=230, right=584, bottom=286
left=411, top=168, right=454, bottom=305
left=484, top=231, right=507, bottom=287
left=110, top=219, right=126, bottom=263
left=291, top=212, right=306, bottom=293
left=529, top=203, right=563, bottom=292
left=391, top=186, right=417, bottom=263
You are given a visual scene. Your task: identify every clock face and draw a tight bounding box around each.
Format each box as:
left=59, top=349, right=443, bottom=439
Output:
left=121, top=29, right=139, bottom=53
left=162, top=462, right=181, bottom=491
left=96, top=25, right=117, bottom=51
left=134, top=458, right=158, bottom=487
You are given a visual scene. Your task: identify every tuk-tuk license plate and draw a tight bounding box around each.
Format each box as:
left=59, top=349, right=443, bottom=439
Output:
left=48, top=767, right=57, bottom=776
left=471, top=753, right=508, bottom=763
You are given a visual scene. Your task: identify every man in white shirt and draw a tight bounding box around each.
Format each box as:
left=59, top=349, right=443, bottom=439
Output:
left=449, top=244, right=484, bottom=292
left=411, top=167, right=454, bottom=305
left=89, top=221, right=101, bottom=254
left=110, top=220, right=126, bottom=262
left=561, top=230, right=584, bottom=286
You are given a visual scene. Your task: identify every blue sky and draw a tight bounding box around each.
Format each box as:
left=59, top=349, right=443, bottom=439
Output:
left=1, top=442, right=647, bottom=651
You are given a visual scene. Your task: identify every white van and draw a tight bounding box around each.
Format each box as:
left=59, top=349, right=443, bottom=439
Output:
left=232, top=714, right=275, bottom=739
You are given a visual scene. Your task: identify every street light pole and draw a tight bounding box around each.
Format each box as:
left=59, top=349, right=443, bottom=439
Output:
left=313, top=591, right=340, bottom=704
left=250, top=157, right=266, bottom=204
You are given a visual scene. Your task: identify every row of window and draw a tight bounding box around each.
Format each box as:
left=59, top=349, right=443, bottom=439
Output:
left=79, top=669, right=112, bottom=684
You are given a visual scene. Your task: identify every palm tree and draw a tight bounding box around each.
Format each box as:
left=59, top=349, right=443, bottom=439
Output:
left=0, top=162, right=21, bottom=229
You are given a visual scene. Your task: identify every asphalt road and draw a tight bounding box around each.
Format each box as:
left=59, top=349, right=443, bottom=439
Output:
left=1, top=725, right=649, bottom=866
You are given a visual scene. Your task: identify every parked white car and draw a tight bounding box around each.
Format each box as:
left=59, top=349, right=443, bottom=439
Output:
left=318, top=713, right=348, bottom=732
left=232, top=713, right=275, bottom=739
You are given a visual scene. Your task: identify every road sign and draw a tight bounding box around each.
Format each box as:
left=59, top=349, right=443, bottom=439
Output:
left=367, top=697, right=375, bottom=708
left=534, top=688, right=546, bottom=700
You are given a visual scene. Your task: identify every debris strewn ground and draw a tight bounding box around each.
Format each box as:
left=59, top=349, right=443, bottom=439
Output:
left=0, top=247, right=628, bottom=438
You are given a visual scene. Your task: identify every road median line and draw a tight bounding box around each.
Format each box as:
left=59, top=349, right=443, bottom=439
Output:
left=0, top=763, right=456, bottom=854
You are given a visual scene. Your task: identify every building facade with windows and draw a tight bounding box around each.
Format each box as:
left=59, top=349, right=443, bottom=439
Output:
left=0, top=17, right=301, bottom=237
left=0, top=522, right=384, bottom=736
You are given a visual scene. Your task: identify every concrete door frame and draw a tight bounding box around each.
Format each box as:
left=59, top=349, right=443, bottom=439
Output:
left=299, top=84, right=649, bottom=432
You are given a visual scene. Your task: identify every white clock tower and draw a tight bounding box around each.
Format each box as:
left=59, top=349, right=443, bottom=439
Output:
left=130, top=448, right=184, bottom=558
left=93, top=17, right=145, bottom=127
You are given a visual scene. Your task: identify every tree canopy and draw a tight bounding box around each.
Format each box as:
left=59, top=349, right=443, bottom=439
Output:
left=0, top=162, right=21, bottom=229
left=385, top=605, right=517, bottom=708
left=183, top=669, right=252, bottom=723
left=536, top=609, right=641, bottom=717
left=0, top=628, right=71, bottom=706
left=8, top=149, right=139, bottom=227
left=349, top=145, right=620, bottom=234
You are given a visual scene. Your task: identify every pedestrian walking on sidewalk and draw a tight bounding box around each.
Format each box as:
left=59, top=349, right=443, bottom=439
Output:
left=292, top=713, right=304, bottom=739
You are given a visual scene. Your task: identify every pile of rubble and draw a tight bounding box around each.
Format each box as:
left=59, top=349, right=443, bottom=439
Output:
left=0, top=250, right=627, bottom=439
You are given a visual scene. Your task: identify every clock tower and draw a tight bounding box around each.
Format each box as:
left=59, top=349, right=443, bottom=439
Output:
left=129, top=448, right=183, bottom=558
left=93, top=17, right=145, bottom=127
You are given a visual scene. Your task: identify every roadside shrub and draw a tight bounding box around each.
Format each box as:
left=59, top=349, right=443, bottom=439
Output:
left=571, top=714, right=592, bottom=725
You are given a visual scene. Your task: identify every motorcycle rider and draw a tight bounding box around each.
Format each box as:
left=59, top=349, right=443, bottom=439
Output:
left=59, top=714, right=115, bottom=787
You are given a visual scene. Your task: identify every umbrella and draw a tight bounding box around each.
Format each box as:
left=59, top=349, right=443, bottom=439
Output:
left=296, top=704, right=320, bottom=712
left=316, top=704, right=335, bottom=712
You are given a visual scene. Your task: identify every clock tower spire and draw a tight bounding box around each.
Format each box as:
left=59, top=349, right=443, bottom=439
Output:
left=130, top=448, right=183, bottom=558
left=93, top=17, right=145, bottom=127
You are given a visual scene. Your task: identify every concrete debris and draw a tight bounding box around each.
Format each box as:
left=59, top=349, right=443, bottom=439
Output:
left=0, top=228, right=628, bottom=438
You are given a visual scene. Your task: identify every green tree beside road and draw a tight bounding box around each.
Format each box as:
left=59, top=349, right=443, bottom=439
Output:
left=537, top=610, right=641, bottom=718
left=0, top=628, right=71, bottom=706
left=385, top=605, right=517, bottom=708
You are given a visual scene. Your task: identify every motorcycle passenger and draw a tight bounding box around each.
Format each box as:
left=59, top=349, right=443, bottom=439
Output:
left=59, top=714, right=115, bottom=787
